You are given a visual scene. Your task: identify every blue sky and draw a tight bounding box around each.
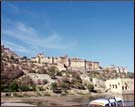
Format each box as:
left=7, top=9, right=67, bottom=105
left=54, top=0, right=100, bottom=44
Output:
left=1, top=1, right=134, bottom=72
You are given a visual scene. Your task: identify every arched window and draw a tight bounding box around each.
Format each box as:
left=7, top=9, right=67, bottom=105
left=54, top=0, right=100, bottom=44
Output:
left=122, top=86, right=124, bottom=90
left=125, top=86, right=127, bottom=90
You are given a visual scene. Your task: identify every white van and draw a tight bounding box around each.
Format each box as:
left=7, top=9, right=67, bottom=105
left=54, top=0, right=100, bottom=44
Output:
left=88, top=97, right=123, bottom=106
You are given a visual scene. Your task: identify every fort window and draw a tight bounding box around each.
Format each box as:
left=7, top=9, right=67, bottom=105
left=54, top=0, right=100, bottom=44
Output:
left=115, top=85, right=117, bottom=88
left=125, top=86, right=127, bottom=90
left=113, top=85, right=115, bottom=88
left=122, top=86, right=124, bottom=90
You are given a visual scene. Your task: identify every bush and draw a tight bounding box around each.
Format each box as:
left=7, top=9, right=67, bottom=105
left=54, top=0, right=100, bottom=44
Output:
left=43, top=79, right=48, bottom=85
left=48, top=66, right=59, bottom=76
left=1, top=68, right=24, bottom=92
left=19, top=85, right=30, bottom=91
left=78, top=84, right=86, bottom=90
left=9, top=81, right=19, bottom=92
left=38, top=86, right=44, bottom=91
left=29, top=86, right=36, bottom=91
left=37, top=92, right=42, bottom=96
left=48, top=66, right=57, bottom=72
left=87, top=84, right=94, bottom=92
left=51, top=75, right=57, bottom=79
left=44, top=92, right=51, bottom=96
left=60, top=83, right=70, bottom=90
left=38, top=68, right=47, bottom=74
left=11, top=56, right=15, bottom=60
left=13, top=93, right=23, bottom=97
left=56, top=72, right=62, bottom=76
left=17, top=75, right=36, bottom=91
left=29, top=69, right=36, bottom=73
left=61, top=70, right=66, bottom=72
left=51, top=82, right=57, bottom=90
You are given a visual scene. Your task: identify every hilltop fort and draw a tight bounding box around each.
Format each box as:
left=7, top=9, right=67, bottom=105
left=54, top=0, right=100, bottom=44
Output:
left=1, top=44, right=133, bottom=96
left=30, top=53, right=128, bottom=74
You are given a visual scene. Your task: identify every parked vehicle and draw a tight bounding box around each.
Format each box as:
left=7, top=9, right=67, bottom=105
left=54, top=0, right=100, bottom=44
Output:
left=88, top=97, right=123, bottom=106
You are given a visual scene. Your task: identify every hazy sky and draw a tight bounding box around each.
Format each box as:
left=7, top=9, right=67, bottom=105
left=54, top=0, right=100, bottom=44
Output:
left=1, top=1, right=134, bottom=72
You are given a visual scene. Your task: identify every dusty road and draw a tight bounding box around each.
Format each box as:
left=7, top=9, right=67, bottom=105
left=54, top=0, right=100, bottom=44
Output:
left=1, top=95, right=95, bottom=106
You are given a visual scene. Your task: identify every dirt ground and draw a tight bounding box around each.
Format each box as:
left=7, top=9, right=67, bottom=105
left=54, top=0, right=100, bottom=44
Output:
left=1, top=94, right=107, bottom=106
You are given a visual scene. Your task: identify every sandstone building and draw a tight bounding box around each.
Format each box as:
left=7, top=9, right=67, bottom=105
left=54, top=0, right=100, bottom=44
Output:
left=104, top=65, right=128, bottom=74
left=31, top=53, right=100, bottom=71
left=105, top=78, right=134, bottom=93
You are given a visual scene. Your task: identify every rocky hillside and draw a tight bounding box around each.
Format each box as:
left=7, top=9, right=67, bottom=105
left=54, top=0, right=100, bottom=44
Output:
left=1, top=45, right=134, bottom=95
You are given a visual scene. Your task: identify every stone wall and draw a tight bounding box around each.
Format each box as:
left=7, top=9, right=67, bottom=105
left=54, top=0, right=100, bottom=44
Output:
left=30, top=54, right=100, bottom=71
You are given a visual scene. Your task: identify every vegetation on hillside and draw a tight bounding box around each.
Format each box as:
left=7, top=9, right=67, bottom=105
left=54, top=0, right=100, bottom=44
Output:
left=1, top=45, right=134, bottom=93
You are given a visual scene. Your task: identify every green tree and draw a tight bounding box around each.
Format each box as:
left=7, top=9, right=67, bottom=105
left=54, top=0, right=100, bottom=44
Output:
left=10, top=81, right=19, bottom=92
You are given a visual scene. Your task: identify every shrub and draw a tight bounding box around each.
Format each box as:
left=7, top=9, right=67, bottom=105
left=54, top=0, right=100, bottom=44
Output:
left=44, top=92, right=51, bottom=96
left=87, top=84, right=94, bottom=92
left=11, top=56, right=15, bottom=60
left=29, top=69, right=36, bottom=73
left=37, top=92, right=42, bottom=96
left=38, top=68, right=47, bottom=74
left=48, top=66, right=59, bottom=76
left=51, top=82, right=57, bottom=90
left=61, top=70, right=66, bottom=73
left=1, top=68, right=24, bottom=92
left=60, top=83, right=70, bottom=90
left=9, top=81, right=19, bottom=92
left=56, top=72, right=62, bottom=76
left=43, top=79, right=48, bottom=85
left=38, top=86, right=44, bottom=91
left=17, top=75, right=36, bottom=91
left=19, top=85, right=30, bottom=91
left=13, top=93, right=23, bottom=97
left=51, top=75, right=57, bottom=79
left=78, top=84, right=86, bottom=90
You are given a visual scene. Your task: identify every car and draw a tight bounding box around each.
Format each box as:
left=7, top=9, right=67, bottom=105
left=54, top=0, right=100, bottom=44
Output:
left=88, top=97, right=123, bottom=106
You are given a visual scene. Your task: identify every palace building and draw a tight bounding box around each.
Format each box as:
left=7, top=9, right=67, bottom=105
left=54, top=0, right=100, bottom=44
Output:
left=31, top=53, right=100, bottom=71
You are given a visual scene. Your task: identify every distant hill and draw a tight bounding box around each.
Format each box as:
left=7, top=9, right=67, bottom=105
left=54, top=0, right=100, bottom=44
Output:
left=1, top=45, right=134, bottom=95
